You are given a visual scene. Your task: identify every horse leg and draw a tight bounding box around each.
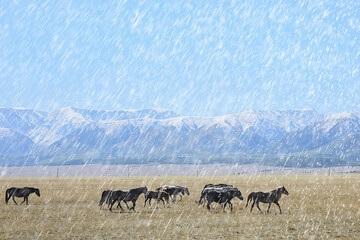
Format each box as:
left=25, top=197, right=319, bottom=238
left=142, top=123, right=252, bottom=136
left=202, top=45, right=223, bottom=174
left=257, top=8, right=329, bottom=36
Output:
left=229, top=201, right=233, bottom=212
left=12, top=195, right=18, bottom=205
left=250, top=200, right=255, bottom=212
left=223, top=202, right=227, bottom=212
left=109, top=199, right=117, bottom=212
left=206, top=202, right=211, bottom=211
left=20, top=197, right=26, bottom=205
left=105, top=197, right=111, bottom=209
left=131, top=200, right=136, bottom=212
left=256, top=201, right=263, bottom=214
left=144, top=197, right=148, bottom=207
left=106, top=200, right=112, bottom=209
left=26, top=196, right=29, bottom=205
left=267, top=202, right=272, bottom=213
left=118, top=202, right=125, bottom=212
left=123, top=201, right=130, bottom=210
left=275, top=202, right=282, bottom=214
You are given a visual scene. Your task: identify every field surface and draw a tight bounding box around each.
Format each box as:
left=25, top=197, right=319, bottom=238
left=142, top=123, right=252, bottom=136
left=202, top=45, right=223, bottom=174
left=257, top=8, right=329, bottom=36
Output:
left=1, top=175, right=359, bottom=239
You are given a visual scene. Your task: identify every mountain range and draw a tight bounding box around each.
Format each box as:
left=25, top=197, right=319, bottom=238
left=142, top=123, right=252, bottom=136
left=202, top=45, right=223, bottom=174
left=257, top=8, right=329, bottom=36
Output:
left=0, top=107, right=359, bottom=167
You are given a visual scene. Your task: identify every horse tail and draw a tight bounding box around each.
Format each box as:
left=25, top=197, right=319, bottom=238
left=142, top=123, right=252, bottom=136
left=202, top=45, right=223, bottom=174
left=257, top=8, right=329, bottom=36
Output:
left=99, top=191, right=104, bottom=206
left=99, top=190, right=111, bottom=207
left=5, top=188, right=10, bottom=204
left=245, top=192, right=254, bottom=208
left=196, top=191, right=207, bottom=205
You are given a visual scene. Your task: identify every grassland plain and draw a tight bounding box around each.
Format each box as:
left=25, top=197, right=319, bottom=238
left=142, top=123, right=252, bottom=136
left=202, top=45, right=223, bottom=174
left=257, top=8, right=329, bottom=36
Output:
left=0, top=175, right=359, bottom=239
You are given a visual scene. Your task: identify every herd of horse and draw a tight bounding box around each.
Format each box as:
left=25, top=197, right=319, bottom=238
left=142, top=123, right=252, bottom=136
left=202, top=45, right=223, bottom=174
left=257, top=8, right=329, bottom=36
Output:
left=5, top=184, right=289, bottom=214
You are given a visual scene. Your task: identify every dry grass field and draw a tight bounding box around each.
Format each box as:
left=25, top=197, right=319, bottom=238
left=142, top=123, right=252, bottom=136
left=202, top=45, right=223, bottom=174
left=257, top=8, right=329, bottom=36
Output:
left=1, top=174, right=359, bottom=239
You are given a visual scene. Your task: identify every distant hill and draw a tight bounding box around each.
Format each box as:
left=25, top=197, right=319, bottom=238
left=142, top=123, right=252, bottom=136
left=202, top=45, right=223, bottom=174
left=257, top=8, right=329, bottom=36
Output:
left=0, top=107, right=359, bottom=167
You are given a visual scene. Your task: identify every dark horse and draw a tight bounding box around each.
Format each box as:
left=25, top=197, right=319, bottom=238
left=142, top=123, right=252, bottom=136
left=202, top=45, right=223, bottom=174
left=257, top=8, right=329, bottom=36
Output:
left=99, top=190, right=127, bottom=209
left=109, top=186, right=148, bottom=213
left=245, top=186, right=289, bottom=214
left=197, top=184, right=234, bottom=205
left=5, top=187, right=40, bottom=205
left=205, top=188, right=243, bottom=212
left=144, top=191, right=170, bottom=207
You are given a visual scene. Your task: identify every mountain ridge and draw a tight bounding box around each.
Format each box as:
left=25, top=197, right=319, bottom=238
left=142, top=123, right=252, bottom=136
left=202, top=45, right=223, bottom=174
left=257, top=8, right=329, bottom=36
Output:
left=0, top=107, right=359, bottom=167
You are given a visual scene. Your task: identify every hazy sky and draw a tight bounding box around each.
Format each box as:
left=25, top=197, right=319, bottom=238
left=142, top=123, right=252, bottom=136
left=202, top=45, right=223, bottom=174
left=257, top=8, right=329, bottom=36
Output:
left=0, top=1, right=359, bottom=116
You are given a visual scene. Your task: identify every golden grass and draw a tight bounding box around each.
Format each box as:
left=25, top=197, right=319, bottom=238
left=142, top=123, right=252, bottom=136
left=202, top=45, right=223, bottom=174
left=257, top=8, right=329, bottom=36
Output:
left=1, top=174, right=359, bottom=239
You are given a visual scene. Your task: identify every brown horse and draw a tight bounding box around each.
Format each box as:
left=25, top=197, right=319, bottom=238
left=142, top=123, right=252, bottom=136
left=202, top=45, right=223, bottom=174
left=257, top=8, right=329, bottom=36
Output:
left=144, top=191, right=170, bottom=207
left=245, top=186, right=289, bottom=214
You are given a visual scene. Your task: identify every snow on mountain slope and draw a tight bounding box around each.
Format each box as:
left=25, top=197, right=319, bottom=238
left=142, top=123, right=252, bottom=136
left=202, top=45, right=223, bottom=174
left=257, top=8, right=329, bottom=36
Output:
left=28, top=107, right=90, bottom=145
left=26, top=107, right=177, bottom=146
left=0, top=127, right=35, bottom=154
left=41, top=109, right=324, bottom=157
left=3, top=107, right=360, bottom=166
left=274, top=112, right=360, bottom=153
left=0, top=107, right=47, bottom=134
left=66, top=107, right=178, bottom=121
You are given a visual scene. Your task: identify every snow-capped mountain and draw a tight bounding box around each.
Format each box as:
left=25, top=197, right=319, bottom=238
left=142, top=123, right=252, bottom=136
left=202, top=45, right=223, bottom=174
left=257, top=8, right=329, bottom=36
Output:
left=274, top=112, right=360, bottom=153
left=0, top=107, right=359, bottom=167
left=27, top=107, right=178, bottom=146
left=0, top=107, right=47, bottom=135
left=0, top=127, right=34, bottom=154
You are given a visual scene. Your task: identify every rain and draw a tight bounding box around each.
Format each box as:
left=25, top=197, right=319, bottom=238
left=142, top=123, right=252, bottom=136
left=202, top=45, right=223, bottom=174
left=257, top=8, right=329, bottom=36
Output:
left=0, top=1, right=360, bottom=239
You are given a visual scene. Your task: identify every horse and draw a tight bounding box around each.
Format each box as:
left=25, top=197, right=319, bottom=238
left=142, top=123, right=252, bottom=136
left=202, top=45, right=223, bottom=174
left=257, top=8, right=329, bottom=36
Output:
left=196, top=184, right=234, bottom=205
left=5, top=187, right=40, bottom=205
left=144, top=191, right=170, bottom=207
left=108, top=190, right=129, bottom=212
left=156, top=185, right=190, bottom=202
left=245, top=186, right=289, bottom=214
left=173, top=185, right=190, bottom=201
left=205, top=188, right=243, bottom=212
left=109, top=186, right=148, bottom=213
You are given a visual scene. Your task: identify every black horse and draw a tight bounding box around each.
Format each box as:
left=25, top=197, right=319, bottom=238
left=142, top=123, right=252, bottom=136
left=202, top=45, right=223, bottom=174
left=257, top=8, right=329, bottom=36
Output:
left=197, top=184, right=234, bottom=205
left=205, top=188, right=243, bottom=212
left=108, top=190, right=129, bottom=212
left=246, top=186, right=289, bottom=214
left=144, top=191, right=170, bottom=207
left=109, top=186, right=148, bottom=213
left=5, top=187, right=40, bottom=205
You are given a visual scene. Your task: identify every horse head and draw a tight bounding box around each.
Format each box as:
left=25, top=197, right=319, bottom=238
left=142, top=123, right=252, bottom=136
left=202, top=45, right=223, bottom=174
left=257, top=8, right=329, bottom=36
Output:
left=281, top=186, right=289, bottom=195
left=234, top=190, right=243, bottom=201
left=35, top=188, right=40, bottom=197
left=143, top=186, right=148, bottom=195
left=183, top=187, right=190, bottom=195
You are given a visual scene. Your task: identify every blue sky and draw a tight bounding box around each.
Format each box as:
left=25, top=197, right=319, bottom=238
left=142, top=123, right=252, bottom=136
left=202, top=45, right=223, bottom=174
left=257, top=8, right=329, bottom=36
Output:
left=0, top=1, right=359, bottom=116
